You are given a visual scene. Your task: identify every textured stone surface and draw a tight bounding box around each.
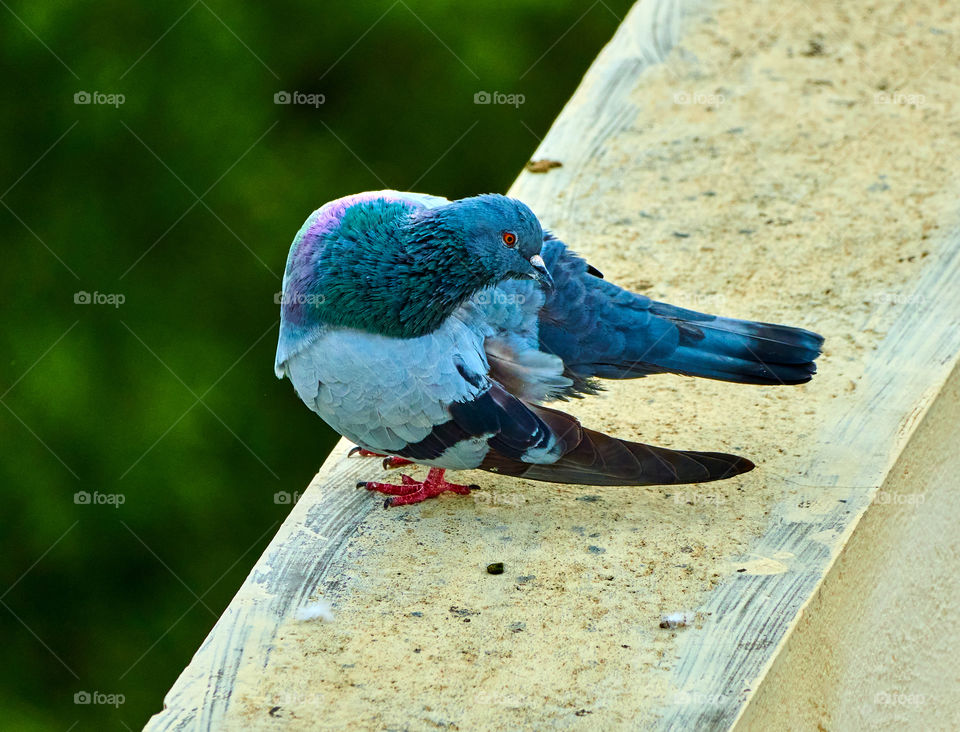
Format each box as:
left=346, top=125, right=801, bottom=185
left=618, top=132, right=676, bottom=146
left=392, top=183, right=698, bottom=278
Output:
left=147, top=0, right=960, bottom=728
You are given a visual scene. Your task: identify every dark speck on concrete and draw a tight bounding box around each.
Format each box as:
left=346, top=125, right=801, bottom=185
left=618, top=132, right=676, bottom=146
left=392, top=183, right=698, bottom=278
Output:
left=726, top=126, right=744, bottom=134
left=588, top=545, right=606, bottom=554
left=571, top=526, right=585, bottom=535
left=509, top=621, right=526, bottom=633
left=800, top=39, right=825, bottom=57
left=576, top=495, right=601, bottom=502
left=391, top=512, right=420, bottom=522
left=486, top=562, right=505, bottom=575
left=672, top=231, right=691, bottom=238
left=739, top=229, right=755, bottom=235
left=516, top=575, right=536, bottom=584
left=409, top=611, right=423, bottom=617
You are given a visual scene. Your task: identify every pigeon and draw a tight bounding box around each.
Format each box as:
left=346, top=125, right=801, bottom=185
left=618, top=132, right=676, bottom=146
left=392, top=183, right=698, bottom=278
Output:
left=275, top=191, right=823, bottom=506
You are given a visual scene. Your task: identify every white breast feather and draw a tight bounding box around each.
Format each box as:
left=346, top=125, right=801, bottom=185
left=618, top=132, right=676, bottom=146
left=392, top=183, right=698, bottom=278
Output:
left=284, top=314, right=488, bottom=454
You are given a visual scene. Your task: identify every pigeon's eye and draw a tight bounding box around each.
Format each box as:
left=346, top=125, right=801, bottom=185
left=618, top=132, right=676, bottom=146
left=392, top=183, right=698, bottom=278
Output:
left=501, top=231, right=517, bottom=248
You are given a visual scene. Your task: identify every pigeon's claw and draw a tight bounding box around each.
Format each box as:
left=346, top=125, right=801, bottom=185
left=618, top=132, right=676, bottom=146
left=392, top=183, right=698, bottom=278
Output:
left=358, top=468, right=477, bottom=507
left=347, top=446, right=412, bottom=469
left=348, top=446, right=384, bottom=458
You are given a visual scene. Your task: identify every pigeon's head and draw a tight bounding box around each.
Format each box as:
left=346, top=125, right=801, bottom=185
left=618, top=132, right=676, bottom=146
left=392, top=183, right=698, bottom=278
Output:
left=277, top=192, right=554, bottom=359
left=432, top=194, right=552, bottom=291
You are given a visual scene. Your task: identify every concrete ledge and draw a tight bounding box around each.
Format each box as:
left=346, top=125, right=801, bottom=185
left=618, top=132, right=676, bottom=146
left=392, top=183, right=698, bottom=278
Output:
left=734, top=361, right=960, bottom=730
left=147, top=0, right=960, bottom=729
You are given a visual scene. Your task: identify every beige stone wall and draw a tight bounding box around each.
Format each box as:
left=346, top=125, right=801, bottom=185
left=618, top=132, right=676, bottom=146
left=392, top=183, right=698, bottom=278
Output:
left=737, top=363, right=960, bottom=731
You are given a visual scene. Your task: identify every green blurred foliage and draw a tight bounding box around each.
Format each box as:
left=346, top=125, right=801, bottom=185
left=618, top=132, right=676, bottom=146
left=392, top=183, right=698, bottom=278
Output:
left=0, top=1, right=633, bottom=728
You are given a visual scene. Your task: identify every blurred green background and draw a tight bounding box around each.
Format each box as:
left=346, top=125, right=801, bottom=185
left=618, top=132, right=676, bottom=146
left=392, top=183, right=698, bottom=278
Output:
left=0, top=1, right=633, bottom=728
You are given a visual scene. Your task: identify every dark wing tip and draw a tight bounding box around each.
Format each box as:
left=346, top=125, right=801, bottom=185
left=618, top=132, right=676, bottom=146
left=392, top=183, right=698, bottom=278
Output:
left=480, top=407, right=757, bottom=487
left=688, top=451, right=755, bottom=481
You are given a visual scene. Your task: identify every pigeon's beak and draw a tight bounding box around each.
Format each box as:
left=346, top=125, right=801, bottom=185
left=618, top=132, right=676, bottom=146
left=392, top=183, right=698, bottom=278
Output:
left=527, top=254, right=554, bottom=291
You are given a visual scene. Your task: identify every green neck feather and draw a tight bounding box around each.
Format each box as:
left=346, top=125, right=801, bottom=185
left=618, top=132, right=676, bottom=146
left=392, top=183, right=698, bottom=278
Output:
left=310, top=203, right=491, bottom=338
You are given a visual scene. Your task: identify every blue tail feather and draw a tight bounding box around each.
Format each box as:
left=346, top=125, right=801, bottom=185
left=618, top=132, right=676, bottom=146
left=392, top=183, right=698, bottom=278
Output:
left=537, top=237, right=824, bottom=390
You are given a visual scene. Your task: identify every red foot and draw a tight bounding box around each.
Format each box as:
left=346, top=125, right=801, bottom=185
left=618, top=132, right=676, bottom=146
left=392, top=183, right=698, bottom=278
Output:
left=358, top=468, right=478, bottom=508
left=347, top=446, right=412, bottom=470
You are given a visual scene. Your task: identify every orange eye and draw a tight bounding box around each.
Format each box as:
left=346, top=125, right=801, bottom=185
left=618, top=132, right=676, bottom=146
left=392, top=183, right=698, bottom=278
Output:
left=502, top=231, right=517, bottom=248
